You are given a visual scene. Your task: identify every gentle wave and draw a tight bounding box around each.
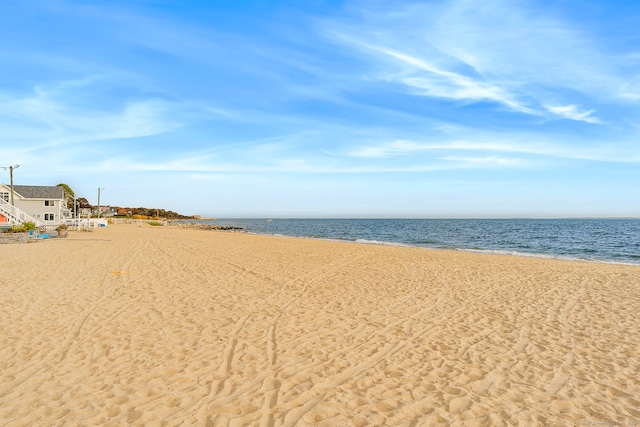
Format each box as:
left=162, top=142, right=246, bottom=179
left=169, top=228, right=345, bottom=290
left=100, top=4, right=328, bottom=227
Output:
left=354, top=238, right=412, bottom=247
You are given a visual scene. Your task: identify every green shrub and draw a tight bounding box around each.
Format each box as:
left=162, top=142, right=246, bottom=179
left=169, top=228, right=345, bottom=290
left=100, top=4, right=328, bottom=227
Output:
left=5, top=222, right=38, bottom=233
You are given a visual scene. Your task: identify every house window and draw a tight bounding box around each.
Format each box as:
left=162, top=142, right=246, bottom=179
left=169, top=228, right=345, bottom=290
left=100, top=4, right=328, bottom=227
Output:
left=45, top=200, right=55, bottom=207
left=44, top=213, right=55, bottom=221
left=0, top=192, right=8, bottom=202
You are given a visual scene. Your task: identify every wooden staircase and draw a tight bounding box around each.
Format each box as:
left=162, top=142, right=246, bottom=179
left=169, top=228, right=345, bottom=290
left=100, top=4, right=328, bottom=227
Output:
left=0, top=197, right=40, bottom=227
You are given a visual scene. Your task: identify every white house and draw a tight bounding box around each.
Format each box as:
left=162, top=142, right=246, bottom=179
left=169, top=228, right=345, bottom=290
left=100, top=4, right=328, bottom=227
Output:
left=0, top=184, right=70, bottom=227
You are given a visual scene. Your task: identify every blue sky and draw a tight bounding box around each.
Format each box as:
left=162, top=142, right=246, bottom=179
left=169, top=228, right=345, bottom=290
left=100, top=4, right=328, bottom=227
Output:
left=1, top=0, right=639, bottom=217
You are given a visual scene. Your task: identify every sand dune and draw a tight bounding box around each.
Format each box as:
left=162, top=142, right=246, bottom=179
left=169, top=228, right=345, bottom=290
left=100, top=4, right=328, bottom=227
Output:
left=1, top=224, right=639, bottom=426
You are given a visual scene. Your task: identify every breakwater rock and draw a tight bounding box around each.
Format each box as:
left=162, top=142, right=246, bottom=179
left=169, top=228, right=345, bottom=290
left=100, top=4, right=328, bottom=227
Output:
left=178, top=223, right=244, bottom=231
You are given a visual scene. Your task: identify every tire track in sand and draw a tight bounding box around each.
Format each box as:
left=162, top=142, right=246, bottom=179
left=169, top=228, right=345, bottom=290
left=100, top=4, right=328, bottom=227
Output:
left=0, top=241, right=145, bottom=399
left=259, top=322, right=281, bottom=427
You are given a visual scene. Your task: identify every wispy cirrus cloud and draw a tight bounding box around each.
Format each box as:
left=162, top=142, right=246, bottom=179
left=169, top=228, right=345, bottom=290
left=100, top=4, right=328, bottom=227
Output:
left=544, top=105, right=601, bottom=124
left=342, top=134, right=640, bottom=164
left=0, top=79, right=182, bottom=150
left=343, top=139, right=549, bottom=159
left=371, top=47, right=535, bottom=115
left=439, top=156, right=524, bottom=167
left=323, top=0, right=636, bottom=125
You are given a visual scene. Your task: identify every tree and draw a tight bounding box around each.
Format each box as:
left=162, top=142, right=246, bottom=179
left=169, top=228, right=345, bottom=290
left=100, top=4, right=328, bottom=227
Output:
left=76, top=197, right=91, bottom=208
left=57, top=183, right=75, bottom=209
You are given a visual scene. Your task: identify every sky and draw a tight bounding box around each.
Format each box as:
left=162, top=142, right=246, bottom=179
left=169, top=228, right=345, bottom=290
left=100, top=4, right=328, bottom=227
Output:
left=1, top=0, right=639, bottom=218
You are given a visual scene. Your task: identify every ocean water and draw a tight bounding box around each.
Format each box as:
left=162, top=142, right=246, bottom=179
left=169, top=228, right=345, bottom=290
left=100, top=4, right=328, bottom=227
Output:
left=193, top=218, right=640, bottom=265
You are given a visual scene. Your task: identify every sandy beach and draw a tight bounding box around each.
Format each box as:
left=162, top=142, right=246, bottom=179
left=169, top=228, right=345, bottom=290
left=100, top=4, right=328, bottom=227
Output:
left=1, top=224, right=638, bottom=426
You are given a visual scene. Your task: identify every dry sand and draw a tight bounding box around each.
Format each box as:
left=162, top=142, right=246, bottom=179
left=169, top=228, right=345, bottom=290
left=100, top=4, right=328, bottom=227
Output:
left=1, top=223, right=639, bottom=426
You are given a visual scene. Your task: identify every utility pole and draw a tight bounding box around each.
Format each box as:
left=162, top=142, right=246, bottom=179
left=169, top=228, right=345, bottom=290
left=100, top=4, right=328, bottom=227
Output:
left=1, top=164, right=20, bottom=205
left=97, top=187, right=105, bottom=218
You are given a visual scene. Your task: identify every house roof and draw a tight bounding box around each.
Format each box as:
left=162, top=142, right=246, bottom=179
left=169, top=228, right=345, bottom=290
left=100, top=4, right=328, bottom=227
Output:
left=13, top=185, right=65, bottom=199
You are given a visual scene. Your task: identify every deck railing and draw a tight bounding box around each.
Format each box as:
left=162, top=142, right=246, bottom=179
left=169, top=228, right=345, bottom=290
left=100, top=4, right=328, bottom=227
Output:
left=0, top=198, right=41, bottom=227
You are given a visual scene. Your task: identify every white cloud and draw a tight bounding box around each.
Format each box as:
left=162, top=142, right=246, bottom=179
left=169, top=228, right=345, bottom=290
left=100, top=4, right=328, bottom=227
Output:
left=343, top=134, right=640, bottom=164
left=345, top=138, right=545, bottom=159
left=0, top=81, right=182, bottom=148
left=106, top=100, right=181, bottom=139
left=373, top=48, right=535, bottom=114
left=545, top=104, right=601, bottom=124
left=439, top=156, right=524, bottom=167
left=347, top=139, right=430, bottom=158
left=325, top=0, right=636, bottom=122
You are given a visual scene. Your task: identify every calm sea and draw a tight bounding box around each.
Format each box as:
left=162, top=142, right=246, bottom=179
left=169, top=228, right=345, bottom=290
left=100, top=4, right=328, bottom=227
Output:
left=191, top=218, right=640, bottom=265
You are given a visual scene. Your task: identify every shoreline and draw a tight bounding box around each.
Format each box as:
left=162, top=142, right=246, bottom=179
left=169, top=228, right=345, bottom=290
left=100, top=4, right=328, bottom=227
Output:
left=178, top=218, right=640, bottom=267
left=174, top=223, right=640, bottom=267
left=1, top=223, right=639, bottom=425
left=293, top=235, right=640, bottom=267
